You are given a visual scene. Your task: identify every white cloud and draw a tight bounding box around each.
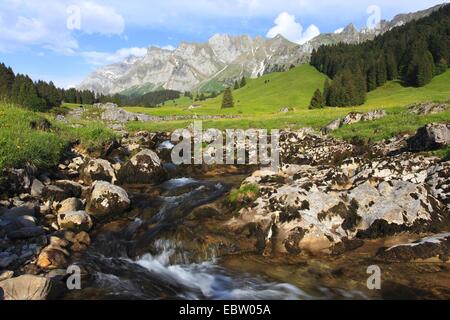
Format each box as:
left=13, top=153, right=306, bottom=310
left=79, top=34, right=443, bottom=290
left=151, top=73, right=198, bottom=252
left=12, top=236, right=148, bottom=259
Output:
left=76, top=1, right=125, bottom=35
left=0, top=0, right=125, bottom=54
left=266, top=12, right=320, bottom=45
left=334, top=27, right=344, bottom=34
left=82, top=47, right=148, bottom=65
left=81, top=44, right=178, bottom=65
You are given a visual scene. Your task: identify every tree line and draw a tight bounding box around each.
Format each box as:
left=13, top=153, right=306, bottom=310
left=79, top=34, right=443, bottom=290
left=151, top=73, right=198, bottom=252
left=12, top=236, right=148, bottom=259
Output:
left=117, top=90, right=181, bottom=107
left=0, top=63, right=103, bottom=111
left=310, top=4, right=449, bottom=107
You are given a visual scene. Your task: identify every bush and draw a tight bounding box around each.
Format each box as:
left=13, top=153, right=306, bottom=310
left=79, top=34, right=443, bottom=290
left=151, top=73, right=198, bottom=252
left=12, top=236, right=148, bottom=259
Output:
left=229, top=183, right=260, bottom=206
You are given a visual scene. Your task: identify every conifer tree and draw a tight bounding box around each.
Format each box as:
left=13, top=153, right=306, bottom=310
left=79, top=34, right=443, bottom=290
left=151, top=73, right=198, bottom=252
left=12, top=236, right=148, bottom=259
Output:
left=366, top=66, right=377, bottom=91
left=240, top=76, right=247, bottom=87
left=221, top=87, right=234, bottom=109
left=0, top=63, right=15, bottom=100
left=385, top=51, right=398, bottom=80
left=234, top=80, right=240, bottom=90
left=309, top=89, right=324, bottom=109
left=376, top=58, right=387, bottom=86
left=323, top=79, right=331, bottom=106
left=416, top=51, right=434, bottom=86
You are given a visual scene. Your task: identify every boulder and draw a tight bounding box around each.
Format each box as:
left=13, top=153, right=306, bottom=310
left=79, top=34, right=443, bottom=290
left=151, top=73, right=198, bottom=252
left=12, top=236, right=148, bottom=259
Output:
left=81, top=159, right=117, bottom=184
left=407, top=123, right=450, bottom=151
left=0, top=271, right=14, bottom=282
left=86, top=181, right=130, bottom=218
left=30, top=179, right=45, bottom=198
left=36, top=245, right=68, bottom=269
left=377, top=232, right=450, bottom=262
left=280, top=130, right=355, bottom=166
left=0, top=275, right=59, bottom=300
left=42, top=185, right=69, bottom=202
left=57, top=211, right=93, bottom=231
left=53, top=180, right=83, bottom=198
left=0, top=168, right=31, bottom=195
left=228, top=153, right=449, bottom=255
left=361, top=110, right=386, bottom=121
left=343, top=112, right=363, bottom=125
left=117, top=149, right=166, bottom=185
left=408, top=102, right=449, bottom=115
left=321, top=119, right=342, bottom=134
left=58, top=198, right=83, bottom=213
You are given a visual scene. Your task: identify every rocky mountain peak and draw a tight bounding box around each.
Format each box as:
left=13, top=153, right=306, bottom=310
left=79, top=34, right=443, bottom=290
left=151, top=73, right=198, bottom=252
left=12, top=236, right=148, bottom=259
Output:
left=78, top=4, right=444, bottom=96
left=342, top=23, right=358, bottom=34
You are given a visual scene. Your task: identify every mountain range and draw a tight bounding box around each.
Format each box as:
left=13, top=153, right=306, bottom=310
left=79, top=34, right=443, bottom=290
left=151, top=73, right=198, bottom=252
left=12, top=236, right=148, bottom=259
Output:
left=78, top=4, right=445, bottom=96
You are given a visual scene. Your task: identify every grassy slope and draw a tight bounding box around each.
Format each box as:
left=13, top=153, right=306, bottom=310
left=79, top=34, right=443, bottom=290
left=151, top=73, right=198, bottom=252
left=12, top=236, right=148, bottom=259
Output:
left=126, top=67, right=450, bottom=134
left=0, top=104, right=116, bottom=171
left=125, top=64, right=327, bottom=116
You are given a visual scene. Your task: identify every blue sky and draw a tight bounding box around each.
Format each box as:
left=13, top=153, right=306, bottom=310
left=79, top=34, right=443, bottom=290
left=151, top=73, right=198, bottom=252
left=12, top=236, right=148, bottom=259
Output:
left=0, top=0, right=447, bottom=88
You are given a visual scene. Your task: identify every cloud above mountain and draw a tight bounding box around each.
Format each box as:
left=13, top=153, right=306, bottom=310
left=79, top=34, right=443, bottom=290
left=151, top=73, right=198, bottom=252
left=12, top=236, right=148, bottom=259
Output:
left=266, top=12, right=320, bottom=44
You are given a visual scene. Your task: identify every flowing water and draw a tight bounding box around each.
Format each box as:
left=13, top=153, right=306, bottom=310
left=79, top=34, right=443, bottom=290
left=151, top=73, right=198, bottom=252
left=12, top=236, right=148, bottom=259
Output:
left=65, top=176, right=368, bottom=300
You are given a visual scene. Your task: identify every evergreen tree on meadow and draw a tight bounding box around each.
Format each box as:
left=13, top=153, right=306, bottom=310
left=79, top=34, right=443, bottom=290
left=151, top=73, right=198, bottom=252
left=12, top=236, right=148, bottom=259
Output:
left=240, top=76, right=247, bottom=87
left=415, top=50, right=435, bottom=87
left=309, top=89, right=324, bottom=109
left=234, top=80, right=240, bottom=90
left=221, top=87, right=234, bottom=109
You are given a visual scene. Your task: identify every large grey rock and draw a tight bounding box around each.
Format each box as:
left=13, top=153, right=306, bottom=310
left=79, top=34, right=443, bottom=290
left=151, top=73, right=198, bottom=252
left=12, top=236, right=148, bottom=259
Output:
left=86, top=181, right=130, bottom=218
left=321, top=119, right=342, bottom=134
left=408, top=102, right=449, bottom=115
left=57, top=198, right=83, bottom=213
left=361, top=110, right=386, bottom=121
left=81, top=159, right=117, bottom=184
left=0, top=275, right=60, bottom=300
left=377, top=232, right=450, bottom=262
left=42, top=185, right=69, bottom=202
left=322, top=110, right=387, bottom=134
left=0, top=168, right=31, bottom=195
left=0, top=271, right=14, bottom=282
left=30, top=179, right=45, bottom=198
left=57, top=211, right=93, bottom=231
left=343, top=112, right=363, bottom=125
left=53, top=180, right=83, bottom=198
left=407, top=123, right=450, bottom=151
left=117, top=149, right=166, bottom=185
left=228, top=150, right=449, bottom=255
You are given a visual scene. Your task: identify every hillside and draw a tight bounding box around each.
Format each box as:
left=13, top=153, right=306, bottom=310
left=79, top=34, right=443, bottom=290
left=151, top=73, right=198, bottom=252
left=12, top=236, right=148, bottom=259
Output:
left=125, top=64, right=327, bottom=116
left=125, top=67, right=450, bottom=136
